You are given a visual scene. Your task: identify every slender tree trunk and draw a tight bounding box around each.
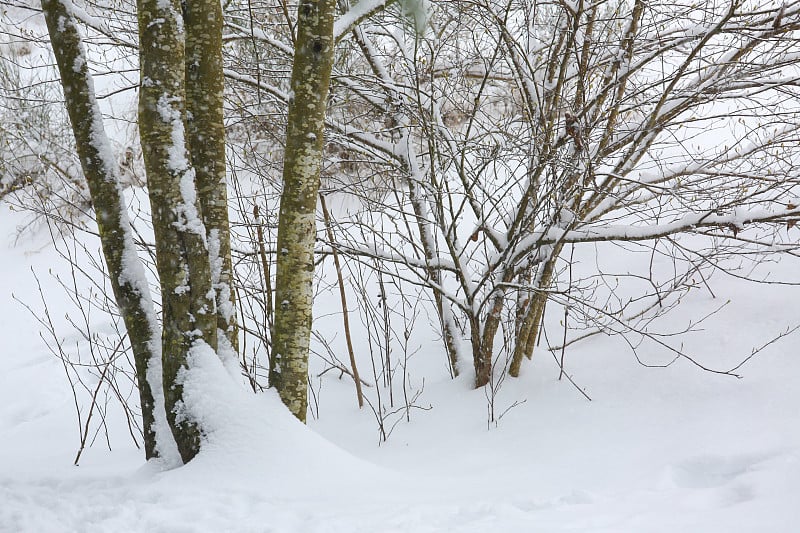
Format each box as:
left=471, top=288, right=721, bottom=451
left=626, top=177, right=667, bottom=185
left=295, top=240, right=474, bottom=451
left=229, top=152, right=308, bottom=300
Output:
left=509, top=245, right=562, bottom=376
left=350, top=29, right=461, bottom=378
left=475, top=293, right=502, bottom=388
left=271, top=0, right=336, bottom=421
left=184, top=0, right=239, bottom=356
left=407, top=193, right=462, bottom=379
left=42, top=0, right=169, bottom=459
left=473, top=269, right=514, bottom=388
left=401, top=162, right=462, bottom=378
left=137, top=0, right=218, bottom=462
left=319, top=194, right=364, bottom=408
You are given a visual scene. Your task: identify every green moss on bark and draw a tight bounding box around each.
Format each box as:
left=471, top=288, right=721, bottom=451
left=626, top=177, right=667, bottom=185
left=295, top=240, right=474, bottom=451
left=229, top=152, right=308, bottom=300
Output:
left=271, top=0, right=337, bottom=422
left=43, top=0, right=161, bottom=459
left=137, top=0, right=217, bottom=462
left=184, top=0, right=238, bottom=354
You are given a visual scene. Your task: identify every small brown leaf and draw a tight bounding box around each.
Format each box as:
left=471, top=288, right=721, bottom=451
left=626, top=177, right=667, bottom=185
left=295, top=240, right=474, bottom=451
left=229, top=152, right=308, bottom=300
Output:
left=725, top=223, right=741, bottom=237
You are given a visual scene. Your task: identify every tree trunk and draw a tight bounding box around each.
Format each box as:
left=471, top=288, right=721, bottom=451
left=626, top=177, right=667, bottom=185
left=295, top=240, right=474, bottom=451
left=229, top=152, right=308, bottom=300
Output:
left=137, top=0, right=218, bottom=462
left=406, top=185, right=462, bottom=379
left=42, top=0, right=168, bottom=460
left=473, top=268, right=514, bottom=388
left=184, top=0, right=239, bottom=356
left=509, top=246, right=562, bottom=377
left=271, top=0, right=336, bottom=421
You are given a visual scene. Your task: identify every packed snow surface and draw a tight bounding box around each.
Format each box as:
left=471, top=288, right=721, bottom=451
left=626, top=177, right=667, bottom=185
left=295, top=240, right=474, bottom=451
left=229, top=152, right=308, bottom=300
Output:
left=1, top=199, right=799, bottom=532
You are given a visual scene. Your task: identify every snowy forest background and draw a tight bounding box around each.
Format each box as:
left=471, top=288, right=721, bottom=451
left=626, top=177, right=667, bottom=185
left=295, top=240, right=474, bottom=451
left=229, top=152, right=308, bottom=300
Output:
left=1, top=0, right=800, bottom=531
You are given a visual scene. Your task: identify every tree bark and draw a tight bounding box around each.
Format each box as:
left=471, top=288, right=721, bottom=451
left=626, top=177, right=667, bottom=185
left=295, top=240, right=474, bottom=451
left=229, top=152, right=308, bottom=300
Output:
left=136, top=0, right=218, bottom=462
left=473, top=269, right=514, bottom=388
left=271, top=0, right=336, bottom=421
left=184, top=0, right=239, bottom=356
left=509, top=246, right=562, bottom=377
left=42, top=0, right=166, bottom=459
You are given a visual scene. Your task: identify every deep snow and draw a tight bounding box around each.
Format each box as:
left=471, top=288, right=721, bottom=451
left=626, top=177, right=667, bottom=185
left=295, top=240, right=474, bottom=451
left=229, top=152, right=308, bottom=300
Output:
left=1, top=199, right=799, bottom=532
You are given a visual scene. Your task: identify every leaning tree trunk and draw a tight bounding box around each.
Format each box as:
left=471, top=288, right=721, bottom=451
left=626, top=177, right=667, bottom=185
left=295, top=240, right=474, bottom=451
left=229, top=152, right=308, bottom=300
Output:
left=42, top=0, right=170, bottom=460
left=271, top=0, right=336, bottom=422
left=137, top=0, right=218, bottom=462
left=184, top=0, right=238, bottom=356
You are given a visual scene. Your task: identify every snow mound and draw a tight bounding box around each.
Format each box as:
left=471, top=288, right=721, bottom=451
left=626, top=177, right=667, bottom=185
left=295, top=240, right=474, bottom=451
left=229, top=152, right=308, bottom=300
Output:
left=172, top=342, right=383, bottom=496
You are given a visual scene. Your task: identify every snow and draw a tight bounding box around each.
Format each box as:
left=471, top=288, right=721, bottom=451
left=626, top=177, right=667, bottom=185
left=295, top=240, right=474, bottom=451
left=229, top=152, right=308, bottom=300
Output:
left=334, top=0, right=390, bottom=41
left=207, top=228, right=236, bottom=344
left=2, top=5, right=800, bottom=526
left=518, top=203, right=800, bottom=248
left=155, top=94, right=206, bottom=238
left=2, top=191, right=800, bottom=531
left=39, top=2, right=181, bottom=466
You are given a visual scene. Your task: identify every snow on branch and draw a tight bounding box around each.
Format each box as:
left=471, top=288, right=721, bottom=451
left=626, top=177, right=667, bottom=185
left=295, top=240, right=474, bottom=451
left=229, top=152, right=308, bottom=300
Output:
left=334, top=0, right=396, bottom=43
left=521, top=205, right=800, bottom=249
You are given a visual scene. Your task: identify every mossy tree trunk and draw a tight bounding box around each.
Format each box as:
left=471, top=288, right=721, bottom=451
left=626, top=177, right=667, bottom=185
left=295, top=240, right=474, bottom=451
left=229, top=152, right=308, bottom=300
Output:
left=184, top=0, right=238, bottom=356
left=271, top=0, right=336, bottom=421
left=137, top=0, right=218, bottom=463
left=42, top=0, right=169, bottom=459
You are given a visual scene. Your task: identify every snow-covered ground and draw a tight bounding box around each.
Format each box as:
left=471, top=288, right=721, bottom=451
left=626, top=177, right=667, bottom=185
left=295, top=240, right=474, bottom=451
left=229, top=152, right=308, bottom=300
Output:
left=1, top=198, right=799, bottom=532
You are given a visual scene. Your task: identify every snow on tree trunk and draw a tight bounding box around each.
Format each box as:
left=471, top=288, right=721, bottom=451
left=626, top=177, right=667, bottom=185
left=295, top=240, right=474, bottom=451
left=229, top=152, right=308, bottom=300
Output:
left=271, top=0, right=336, bottom=422
left=184, top=0, right=239, bottom=357
left=136, top=0, right=218, bottom=462
left=42, top=0, right=178, bottom=462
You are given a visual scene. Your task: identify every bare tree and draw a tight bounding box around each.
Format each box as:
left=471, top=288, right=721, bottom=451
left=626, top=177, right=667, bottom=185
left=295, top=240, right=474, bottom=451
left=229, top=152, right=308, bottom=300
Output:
left=13, top=0, right=800, bottom=447
left=316, top=0, right=800, bottom=386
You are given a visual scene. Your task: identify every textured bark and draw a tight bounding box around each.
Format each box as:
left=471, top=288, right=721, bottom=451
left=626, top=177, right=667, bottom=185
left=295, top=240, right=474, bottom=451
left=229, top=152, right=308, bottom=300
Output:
left=271, top=0, right=336, bottom=421
left=137, top=0, right=217, bottom=462
left=184, top=0, right=238, bottom=355
left=509, top=292, right=546, bottom=377
left=42, top=0, right=162, bottom=459
left=440, top=303, right=461, bottom=378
